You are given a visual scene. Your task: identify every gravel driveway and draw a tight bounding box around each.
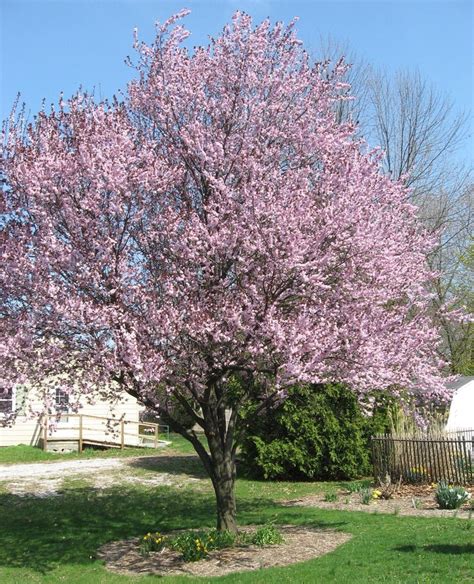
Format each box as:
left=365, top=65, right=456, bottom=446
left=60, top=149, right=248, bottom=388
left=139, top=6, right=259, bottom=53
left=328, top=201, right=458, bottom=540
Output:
left=0, top=457, right=128, bottom=480
left=0, top=456, right=191, bottom=496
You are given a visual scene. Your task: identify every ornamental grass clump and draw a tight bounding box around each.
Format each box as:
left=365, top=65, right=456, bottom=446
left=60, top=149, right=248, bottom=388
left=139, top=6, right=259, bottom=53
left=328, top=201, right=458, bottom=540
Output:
left=435, top=481, right=471, bottom=510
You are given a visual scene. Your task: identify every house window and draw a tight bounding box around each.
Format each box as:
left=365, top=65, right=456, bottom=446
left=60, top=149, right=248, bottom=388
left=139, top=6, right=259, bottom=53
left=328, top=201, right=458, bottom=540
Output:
left=55, top=388, right=70, bottom=413
left=0, top=387, right=15, bottom=414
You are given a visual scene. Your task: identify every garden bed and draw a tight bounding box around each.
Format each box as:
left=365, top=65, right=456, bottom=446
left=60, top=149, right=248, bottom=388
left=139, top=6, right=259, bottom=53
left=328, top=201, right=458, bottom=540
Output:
left=282, top=484, right=474, bottom=519
left=97, top=525, right=351, bottom=578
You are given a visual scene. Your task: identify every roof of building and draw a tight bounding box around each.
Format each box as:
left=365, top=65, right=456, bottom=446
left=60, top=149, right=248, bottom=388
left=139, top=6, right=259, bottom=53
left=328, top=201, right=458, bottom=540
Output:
left=446, top=376, right=474, bottom=391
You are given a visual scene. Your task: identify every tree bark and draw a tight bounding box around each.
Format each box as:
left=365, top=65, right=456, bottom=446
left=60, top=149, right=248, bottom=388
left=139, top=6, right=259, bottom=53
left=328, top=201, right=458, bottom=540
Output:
left=211, top=461, right=237, bottom=532
left=204, top=406, right=239, bottom=533
left=161, top=405, right=239, bottom=532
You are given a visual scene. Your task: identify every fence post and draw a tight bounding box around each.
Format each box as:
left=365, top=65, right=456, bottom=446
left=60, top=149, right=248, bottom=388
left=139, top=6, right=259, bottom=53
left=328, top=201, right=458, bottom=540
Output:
left=451, top=437, right=460, bottom=484
left=371, top=436, right=377, bottom=481
left=460, top=436, right=471, bottom=485
left=79, top=415, right=83, bottom=453
left=120, top=419, right=125, bottom=449
left=43, top=415, right=48, bottom=452
left=154, top=424, right=158, bottom=449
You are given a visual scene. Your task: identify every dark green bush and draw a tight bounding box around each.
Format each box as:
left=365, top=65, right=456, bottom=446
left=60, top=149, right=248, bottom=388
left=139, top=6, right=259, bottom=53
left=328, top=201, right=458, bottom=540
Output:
left=239, top=383, right=380, bottom=481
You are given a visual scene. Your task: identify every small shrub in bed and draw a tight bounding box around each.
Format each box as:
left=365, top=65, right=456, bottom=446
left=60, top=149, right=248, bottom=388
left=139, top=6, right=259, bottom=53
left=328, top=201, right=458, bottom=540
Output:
left=170, top=532, right=211, bottom=562
left=359, top=488, right=373, bottom=505
left=324, top=492, right=338, bottom=502
left=435, top=481, right=471, bottom=510
left=170, top=530, right=239, bottom=561
left=251, top=525, right=284, bottom=546
left=206, top=529, right=238, bottom=550
left=139, top=532, right=168, bottom=556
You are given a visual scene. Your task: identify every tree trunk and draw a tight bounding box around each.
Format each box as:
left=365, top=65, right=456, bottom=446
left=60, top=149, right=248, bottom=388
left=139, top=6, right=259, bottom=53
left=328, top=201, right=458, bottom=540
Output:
left=132, top=381, right=240, bottom=532
left=212, top=461, right=237, bottom=532
left=204, top=402, right=239, bottom=533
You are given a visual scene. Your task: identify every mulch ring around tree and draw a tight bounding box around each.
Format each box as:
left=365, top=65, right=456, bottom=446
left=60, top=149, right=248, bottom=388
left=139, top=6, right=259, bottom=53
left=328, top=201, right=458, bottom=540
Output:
left=97, top=525, right=352, bottom=578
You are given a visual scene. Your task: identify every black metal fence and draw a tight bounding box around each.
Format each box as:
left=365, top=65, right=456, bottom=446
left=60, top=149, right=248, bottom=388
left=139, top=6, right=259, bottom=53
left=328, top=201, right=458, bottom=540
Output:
left=372, top=431, right=474, bottom=485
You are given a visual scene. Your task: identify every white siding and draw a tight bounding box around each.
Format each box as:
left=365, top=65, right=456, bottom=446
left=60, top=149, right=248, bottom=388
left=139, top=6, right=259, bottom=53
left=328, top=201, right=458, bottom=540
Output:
left=446, top=378, right=474, bottom=431
left=0, top=416, right=43, bottom=447
left=0, top=386, right=144, bottom=447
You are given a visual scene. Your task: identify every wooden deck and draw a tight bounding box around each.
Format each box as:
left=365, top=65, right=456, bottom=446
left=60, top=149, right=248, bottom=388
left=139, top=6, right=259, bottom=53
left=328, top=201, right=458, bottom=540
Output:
left=40, top=413, right=162, bottom=452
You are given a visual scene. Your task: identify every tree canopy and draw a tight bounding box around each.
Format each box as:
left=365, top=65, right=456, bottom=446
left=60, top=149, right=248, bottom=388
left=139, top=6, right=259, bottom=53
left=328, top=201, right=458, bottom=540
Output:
left=1, top=11, right=449, bottom=530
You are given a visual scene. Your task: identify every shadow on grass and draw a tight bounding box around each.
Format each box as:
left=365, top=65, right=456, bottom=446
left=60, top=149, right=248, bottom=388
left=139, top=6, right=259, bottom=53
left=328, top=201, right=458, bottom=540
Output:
left=394, top=543, right=474, bottom=555
left=127, top=454, right=208, bottom=478
left=0, top=485, right=343, bottom=574
left=393, top=544, right=417, bottom=553
left=424, top=544, right=474, bottom=555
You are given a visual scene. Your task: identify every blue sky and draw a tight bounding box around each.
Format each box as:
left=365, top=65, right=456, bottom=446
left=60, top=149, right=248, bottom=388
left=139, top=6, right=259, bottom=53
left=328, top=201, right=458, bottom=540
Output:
left=1, top=0, right=472, bottom=158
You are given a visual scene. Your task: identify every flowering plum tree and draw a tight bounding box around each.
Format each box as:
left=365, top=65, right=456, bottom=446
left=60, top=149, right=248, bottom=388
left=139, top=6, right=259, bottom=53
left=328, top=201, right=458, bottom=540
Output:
left=1, top=11, right=448, bottom=531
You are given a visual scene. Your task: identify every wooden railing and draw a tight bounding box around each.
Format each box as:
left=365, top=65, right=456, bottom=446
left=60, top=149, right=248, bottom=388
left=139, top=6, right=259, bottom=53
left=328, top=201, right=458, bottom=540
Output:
left=40, top=413, right=161, bottom=452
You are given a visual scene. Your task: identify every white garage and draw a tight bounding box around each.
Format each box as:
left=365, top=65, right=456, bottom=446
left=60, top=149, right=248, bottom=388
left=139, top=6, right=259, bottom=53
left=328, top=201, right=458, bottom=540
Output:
left=445, top=376, right=474, bottom=431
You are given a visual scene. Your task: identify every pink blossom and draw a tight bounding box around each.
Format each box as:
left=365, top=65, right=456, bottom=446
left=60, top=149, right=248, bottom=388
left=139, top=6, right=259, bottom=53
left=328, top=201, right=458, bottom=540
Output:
left=0, top=10, right=452, bottom=530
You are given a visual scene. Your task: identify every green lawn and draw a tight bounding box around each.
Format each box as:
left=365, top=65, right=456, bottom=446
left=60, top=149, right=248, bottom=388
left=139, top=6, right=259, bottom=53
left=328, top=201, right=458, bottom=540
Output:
left=0, top=452, right=472, bottom=583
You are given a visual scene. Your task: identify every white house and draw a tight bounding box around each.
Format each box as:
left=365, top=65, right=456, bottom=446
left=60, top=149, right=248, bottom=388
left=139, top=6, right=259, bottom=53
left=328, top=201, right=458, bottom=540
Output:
left=0, top=382, right=153, bottom=451
left=445, top=376, right=474, bottom=432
